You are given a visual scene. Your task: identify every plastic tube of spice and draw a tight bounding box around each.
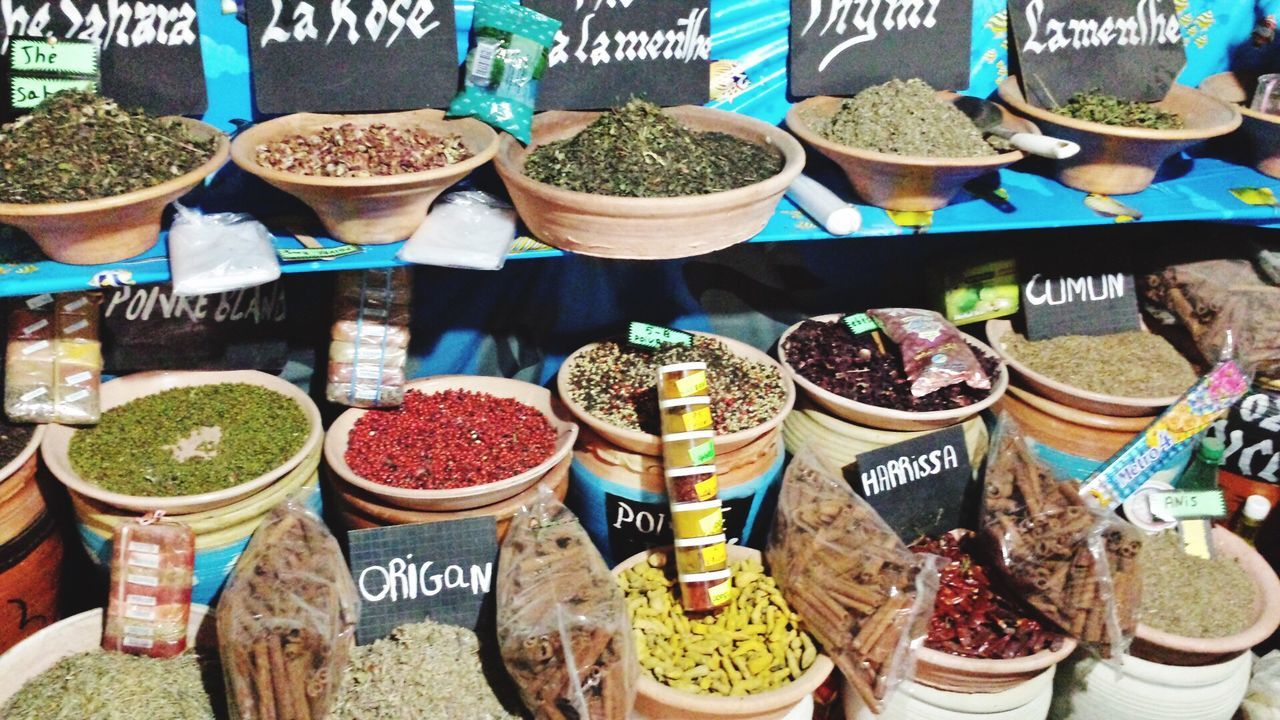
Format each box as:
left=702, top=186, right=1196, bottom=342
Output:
left=670, top=500, right=725, bottom=539
left=665, top=465, right=719, bottom=503
left=103, top=518, right=195, bottom=659
left=678, top=568, right=732, bottom=614
left=673, top=534, right=728, bottom=575
left=657, top=362, right=709, bottom=400
left=662, top=430, right=717, bottom=469
left=659, top=396, right=713, bottom=435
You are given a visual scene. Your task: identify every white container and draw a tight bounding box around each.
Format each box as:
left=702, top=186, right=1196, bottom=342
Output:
left=844, top=668, right=1054, bottom=720
left=1048, top=651, right=1252, bottom=720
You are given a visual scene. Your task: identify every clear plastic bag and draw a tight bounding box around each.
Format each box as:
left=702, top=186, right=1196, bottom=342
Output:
left=103, top=516, right=194, bottom=659
left=168, top=204, right=281, bottom=297
left=5, top=292, right=103, bottom=424
left=765, top=450, right=938, bottom=714
left=217, top=492, right=359, bottom=720
left=867, top=308, right=991, bottom=397
left=1244, top=650, right=1280, bottom=720
left=397, top=191, right=517, bottom=271
left=980, top=414, right=1141, bottom=659
left=497, top=486, right=636, bottom=720
left=327, top=269, right=412, bottom=409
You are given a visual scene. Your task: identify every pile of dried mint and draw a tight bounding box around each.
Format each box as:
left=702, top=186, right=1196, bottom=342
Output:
left=819, top=78, right=999, bottom=157
left=1053, top=90, right=1184, bottom=130
left=1002, top=330, right=1198, bottom=398
left=523, top=98, right=783, bottom=197
left=0, top=90, right=217, bottom=204
left=1140, top=531, right=1257, bottom=638
left=256, top=123, right=472, bottom=177
left=2, top=650, right=217, bottom=720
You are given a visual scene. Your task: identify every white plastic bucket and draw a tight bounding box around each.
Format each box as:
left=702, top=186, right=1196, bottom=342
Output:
left=1048, top=650, right=1251, bottom=720
left=844, top=668, right=1054, bottom=720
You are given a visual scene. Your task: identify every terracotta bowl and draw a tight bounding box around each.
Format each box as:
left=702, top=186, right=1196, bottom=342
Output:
left=985, top=319, right=1185, bottom=417
left=0, top=118, right=228, bottom=265
left=777, top=314, right=1008, bottom=432
left=1200, top=71, right=1280, bottom=179
left=231, top=109, right=498, bottom=245
left=0, top=424, right=43, bottom=489
left=325, top=375, right=578, bottom=511
left=42, top=370, right=323, bottom=514
left=556, top=333, right=795, bottom=456
left=613, top=545, right=835, bottom=720
left=494, top=106, right=805, bottom=259
left=997, top=77, right=1241, bottom=195
left=786, top=93, right=1038, bottom=211
left=913, top=640, right=1077, bottom=694
left=1132, top=526, right=1280, bottom=667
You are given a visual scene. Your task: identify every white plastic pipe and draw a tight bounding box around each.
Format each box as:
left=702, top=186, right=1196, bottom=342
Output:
left=786, top=174, right=862, bottom=236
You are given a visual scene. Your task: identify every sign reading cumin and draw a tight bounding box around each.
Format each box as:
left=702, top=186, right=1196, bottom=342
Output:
left=788, top=0, right=971, bottom=97
left=1008, top=0, right=1187, bottom=108
left=1022, top=271, right=1141, bottom=340
left=844, top=425, right=973, bottom=541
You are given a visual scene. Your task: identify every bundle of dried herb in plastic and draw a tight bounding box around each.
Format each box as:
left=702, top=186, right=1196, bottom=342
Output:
left=1053, top=90, right=1184, bottom=130
left=0, top=90, right=218, bottom=204
left=522, top=98, right=783, bottom=197
left=818, top=78, right=999, bottom=158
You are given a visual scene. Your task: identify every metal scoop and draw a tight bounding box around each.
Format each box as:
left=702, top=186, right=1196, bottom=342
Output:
left=953, top=96, right=1080, bottom=160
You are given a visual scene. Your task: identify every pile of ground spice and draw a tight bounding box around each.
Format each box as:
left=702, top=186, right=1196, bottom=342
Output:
left=819, top=78, right=998, bottom=157
left=0, top=419, right=34, bottom=469
left=1139, top=531, right=1257, bottom=638
left=1053, top=91, right=1185, bottom=130
left=1002, top=330, right=1197, bottom=398
left=256, top=122, right=472, bottom=177
left=2, top=650, right=217, bottom=720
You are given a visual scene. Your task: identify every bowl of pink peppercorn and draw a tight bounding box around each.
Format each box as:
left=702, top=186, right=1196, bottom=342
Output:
left=324, top=375, right=578, bottom=511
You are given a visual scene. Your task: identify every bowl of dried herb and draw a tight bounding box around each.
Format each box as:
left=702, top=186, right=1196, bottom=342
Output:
left=1200, top=71, right=1280, bottom=180
left=494, top=99, right=805, bottom=259
left=785, top=81, right=1039, bottom=212
left=0, top=91, right=228, bottom=266
left=230, top=109, right=498, bottom=245
left=997, top=77, right=1241, bottom=195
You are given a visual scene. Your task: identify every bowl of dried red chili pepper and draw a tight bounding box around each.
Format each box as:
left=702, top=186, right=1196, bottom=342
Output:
left=909, top=531, right=1074, bottom=694
left=325, top=375, right=578, bottom=512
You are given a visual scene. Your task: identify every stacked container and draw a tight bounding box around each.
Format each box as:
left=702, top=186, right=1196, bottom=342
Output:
left=326, top=268, right=412, bottom=408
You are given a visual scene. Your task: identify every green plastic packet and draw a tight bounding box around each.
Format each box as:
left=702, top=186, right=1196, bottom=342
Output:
left=448, top=0, right=561, bottom=144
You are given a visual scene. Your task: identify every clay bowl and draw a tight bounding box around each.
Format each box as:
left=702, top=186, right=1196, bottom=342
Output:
left=556, top=333, right=795, bottom=456
left=985, top=319, right=1186, bottom=417
left=42, top=370, right=323, bottom=514
left=913, top=639, right=1077, bottom=694
left=777, top=314, right=1008, bottom=432
left=0, top=118, right=228, bottom=265
left=231, top=109, right=498, bottom=245
left=613, top=545, right=835, bottom=720
left=494, top=106, right=805, bottom=259
left=1200, top=71, right=1280, bottom=179
left=785, top=93, right=1038, bottom=212
left=1132, top=526, right=1280, bottom=667
left=325, top=375, right=578, bottom=511
left=0, top=423, right=43, bottom=490
left=997, top=76, right=1241, bottom=195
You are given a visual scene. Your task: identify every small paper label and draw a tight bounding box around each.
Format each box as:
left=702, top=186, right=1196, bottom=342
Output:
left=21, top=339, right=50, bottom=355
left=65, top=371, right=93, bottom=385
left=21, top=319, right=49, bottom=336
left=25, top=294, right=53, bottom=310
left=10, top=38, right=99, bottom=75
left=63, top=318, right=90, bottom=335
left=701, top=543, right=727, bottom=567
left=128, top=542, right=161, bottom=554
left=277, top=246, right=361, bottom=261
left=354, top=387, right=379, bottom=401
left=707, top=579, right=733, bottom=606
left=673, top=371, right=708, bottom=396
left=10, top=76, right=96, bottom=108
left=689, top=440, right=716, bottom=466
left=1178, top=519, right=1214, bottom=560
left=355, top=365, right=383, bottom=381
left=19, top=387, right=48, bottom=402
left=628, top=321, right=693, bottom=350
left=681, top=406, right=713, bottom=432
left=122, top=635, right=155, bottom=649
left=128, top=552, right=161, bottom=569
left=1149, top=490, right=1228, bottom=521
left=126, top=594, right=157, bottom=606
left=125, top=605, right=157, bottom=621
left=63, top=389, right=90, bottom=403
left=694, top=475, right=718, bottom=501
left=62, top=296, right=90, bottom=312
left=843, top=313, right=878, bottom=335
left=699, top=511, right=724, bottom=536
left=127, top=573, right=160, bottom=587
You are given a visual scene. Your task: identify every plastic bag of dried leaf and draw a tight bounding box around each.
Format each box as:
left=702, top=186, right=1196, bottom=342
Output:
left=765, top=450, right=938, bottom=714
left=217, top=490, right=360, bottom=720
left=497, top=485, right=636, bottom=720
left=979, top=414, right=1141, bottom=659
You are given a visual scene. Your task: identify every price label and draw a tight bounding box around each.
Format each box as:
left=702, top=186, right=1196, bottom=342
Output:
left=277, top=246, right=361, bottom=261
left=1148, top=490, right=1228, bottom=521
left=8, top=38, right=99, bottom=110
left=628, top=322, right=693, bottom=349
left=843, top=313, right=878, bottom=335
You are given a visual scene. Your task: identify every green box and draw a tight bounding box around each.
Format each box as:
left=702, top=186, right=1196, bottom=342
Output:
left=941, top=258, right=1020, bottom=326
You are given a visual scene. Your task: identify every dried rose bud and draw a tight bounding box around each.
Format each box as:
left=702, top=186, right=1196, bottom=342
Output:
left=256, top=122, right=473, bottom=178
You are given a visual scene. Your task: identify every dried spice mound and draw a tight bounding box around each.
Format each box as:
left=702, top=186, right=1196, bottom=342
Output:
left=523, top=98, right=784, bottom=197
left=1140, top=531, right=1257, bottom=638
left=2, top=650, right=217, bottom=720
left=1003, top=330, right=1197, bottom=398
left=257, top=122, right=472, bottom=177
left=784, top=318, right=1001, bottom=411
left=0, top=90, right=218, bottom=204
left=68, top=383, right=311, bottom=497
left=819, top=78, right=998, bottom=158
left=1053, top=91, right=1184, bottom=130
left=346, top=389, right=556, bottom=489
left=333, top=620, right=520, bottom=720
left=567, top=336, right=787, bottom=435
left=0, top=419, right=34, bottom=469
left=912, top=532, right=1061, bottom=660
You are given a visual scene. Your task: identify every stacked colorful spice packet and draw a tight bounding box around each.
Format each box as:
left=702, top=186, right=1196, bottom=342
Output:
left=4, top=292, right=102, bottom=424
left=326, top=269, right=412, bottom=408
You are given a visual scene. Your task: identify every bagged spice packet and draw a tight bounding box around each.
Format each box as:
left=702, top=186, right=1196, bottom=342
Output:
left=448, top=0, right=561, bottom=144
left=497, top=486, right=636, bottom=720
left=867, top=308, right=990, bottom=398
left=766, top=450, right=938, bottom=714
left=980, top=414, right=1141, bottom=659
left=326, top=268, right=412, bottom=408
left=5, top=292, right=103, bottom=425
left=218, top=492, right=359, bottom=720
left=103, top=515, right=195, bottom=659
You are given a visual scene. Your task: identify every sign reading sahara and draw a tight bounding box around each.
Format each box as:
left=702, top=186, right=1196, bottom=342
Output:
left=523, top=0, right=710, bottom=109
left=0, top=0, right=205, bottom=114
left=1021, top=271, right=1141, bottom=340
left=246, top=0, right=457, bottom=113
left=788, top=0, right=972, bottom=97
left=1008, top=0, right=1186, bottom=108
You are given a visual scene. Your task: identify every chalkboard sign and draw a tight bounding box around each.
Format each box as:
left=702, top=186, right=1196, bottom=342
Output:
left=1210, top=387, right=1280, bottom=484
left=1008, top=0, right=1186, bottom=108
left=1022, top=271, right=1141, bottom=340
left=788, top=0, right=972, bottom=97
left=844, top=425, right=972, bottom=541
left=0, top=2, right=206, bottom=115
left=524, top=0, right=710, bottom=109
left=605, top=493, right=753, bottom=564
left=348, top=517, right=498, bottom=643
left=245, top=0, right=458, bottom=113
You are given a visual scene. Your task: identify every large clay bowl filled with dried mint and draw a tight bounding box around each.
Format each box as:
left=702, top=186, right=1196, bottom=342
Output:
left=785, top=81, right=1038, bottom=212
left=1132, top=526, right=1280, bottom=666
left=42, top=370, right=322, bottom=514
left=778, top=314, right=1007, bottom=431
left=986, top=319, right=1196, bottom=417
left=325, top=375, right=578, bottom=511
left=231, top=109, right=498, bottom=245
left=0, top=91, right=228, bottom=265
left=556, top=333, right=795, bottom=456
left=997, top=77, right=1241, bottom=195
left=495, top=100, right=804, bottom=260
left=1200, top=71, right=1280, bottom=179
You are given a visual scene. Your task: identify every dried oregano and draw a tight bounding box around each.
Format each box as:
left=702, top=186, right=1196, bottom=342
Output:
left=819, top=78, right=998, bottom=158
left=2, top=650, right=216, bottom=720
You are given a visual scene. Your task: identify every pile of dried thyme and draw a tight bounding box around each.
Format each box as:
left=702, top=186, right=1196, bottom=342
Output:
left=1002, top=330, right=1198, bottom=398
left=818, top=78, right=999, bottom=157
left=1053, top=90, right=1185, bottom=130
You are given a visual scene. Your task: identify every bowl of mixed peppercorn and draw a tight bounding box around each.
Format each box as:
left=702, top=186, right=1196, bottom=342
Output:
left=231, top=109, right=498, bottom=245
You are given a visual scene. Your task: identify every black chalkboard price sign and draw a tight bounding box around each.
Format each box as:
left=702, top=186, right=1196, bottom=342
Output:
left=788, top=0, right=972, bottom=97
left=1210, top=387, right=1280, bottom=484
left=245, top=0, right=458, bottom=113
left=1021, top=271, right=1142, bottom=340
